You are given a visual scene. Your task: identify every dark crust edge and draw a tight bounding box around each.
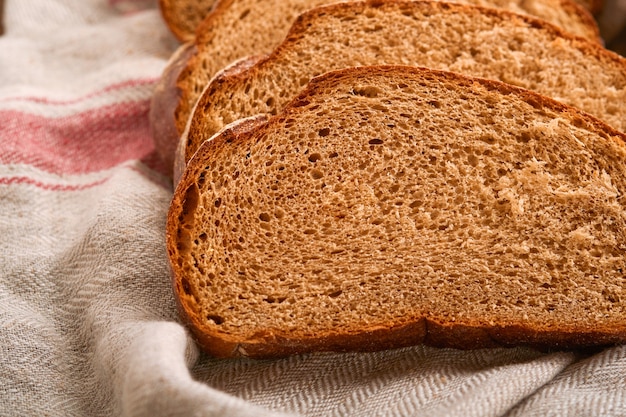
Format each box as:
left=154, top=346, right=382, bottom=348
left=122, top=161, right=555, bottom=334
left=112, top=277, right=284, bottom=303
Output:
left=168, top=65, right=626, bottom=359
left=150, top=42, right=197, bottom=178
left=190, top=319, right=626, bottom=359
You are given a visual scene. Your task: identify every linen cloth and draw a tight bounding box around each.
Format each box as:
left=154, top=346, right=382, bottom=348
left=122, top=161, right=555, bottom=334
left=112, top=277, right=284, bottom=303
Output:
left=1, top=1, right=626, bottom=416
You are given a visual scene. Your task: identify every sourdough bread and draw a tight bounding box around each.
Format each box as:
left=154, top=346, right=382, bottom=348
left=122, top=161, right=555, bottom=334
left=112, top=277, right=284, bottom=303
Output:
left=167, top=65, right=626, bottom=358
left=153, top=0, right=600, bottom=176
left=181, top=0, right=625, bottom=168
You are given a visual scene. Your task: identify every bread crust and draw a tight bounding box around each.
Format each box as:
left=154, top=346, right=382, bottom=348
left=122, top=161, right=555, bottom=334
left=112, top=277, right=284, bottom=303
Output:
left=150, top=42, right=197, bottom=178
left=158, top=0, right=218, bottom=42
left=168, top=66, right=626, bottom=358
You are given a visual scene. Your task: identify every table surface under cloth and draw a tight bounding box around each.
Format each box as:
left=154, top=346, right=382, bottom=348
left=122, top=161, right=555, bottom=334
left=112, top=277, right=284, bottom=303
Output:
left=1, top=1, right=626, bottom=416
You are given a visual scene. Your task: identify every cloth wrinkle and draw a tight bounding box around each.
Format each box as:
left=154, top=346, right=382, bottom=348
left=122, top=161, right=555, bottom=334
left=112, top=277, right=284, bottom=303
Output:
left=1, top=1, right=625, bottom=416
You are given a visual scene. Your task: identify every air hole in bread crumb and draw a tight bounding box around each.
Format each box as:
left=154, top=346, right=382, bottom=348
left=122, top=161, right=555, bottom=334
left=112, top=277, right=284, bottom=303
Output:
left=328, top=290, right=343, bottom=298
left=263, top=295, right=287, bottom=304
left=329, top=152, right=339, bottom=158
left=318, top=128, right=330, bottom=137
left=310, top=169, right=324, bottom=180
left=353, top=86, right=381, bottom=98
left=369, top=138, right=384, bottom=145
left=517, top=131, right=532, bottom=143
left=467, top=154, right=479, bottom=166
left=207, top=315, right=224, bottom=325
left=214, top=198, right=222, bottom=208
left=181, top=278, right=191, bottom=295
left=259, top=213, right=270, bottom=222
left=308, top=153, right=322, bottom=162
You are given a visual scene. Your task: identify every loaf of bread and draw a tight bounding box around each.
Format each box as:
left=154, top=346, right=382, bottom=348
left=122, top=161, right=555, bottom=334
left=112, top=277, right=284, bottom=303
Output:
left=179, top=0, right=625, bottom=173
left=167, top=65, right=626, bottom=358
left=151, top=0, right=599, bottom=176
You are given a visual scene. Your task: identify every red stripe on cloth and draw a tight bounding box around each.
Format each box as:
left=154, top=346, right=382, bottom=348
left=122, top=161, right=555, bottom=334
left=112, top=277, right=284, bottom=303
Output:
left=0, top=100, right=161, bottom=175
left=0, top=176, right=109, bottom=191
left=0, top=79, right=157, bottom=105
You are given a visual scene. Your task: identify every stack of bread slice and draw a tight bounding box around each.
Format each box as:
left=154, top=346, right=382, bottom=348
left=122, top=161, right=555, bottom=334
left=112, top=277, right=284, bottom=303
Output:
left=155, top=0, right=626, bottom=358
left=151, top=0, right=601, bottom=175
left=157, top=0, right=605, bottom=42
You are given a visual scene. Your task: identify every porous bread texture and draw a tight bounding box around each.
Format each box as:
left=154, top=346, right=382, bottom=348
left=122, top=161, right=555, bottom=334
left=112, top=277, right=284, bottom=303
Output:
left=182, top=0, right=626, bottom=166
left=159, top=0, right=218, bottom=41
left=173, top=0, right=599, bottom=143
left=167, top=66, right=626, bottom=358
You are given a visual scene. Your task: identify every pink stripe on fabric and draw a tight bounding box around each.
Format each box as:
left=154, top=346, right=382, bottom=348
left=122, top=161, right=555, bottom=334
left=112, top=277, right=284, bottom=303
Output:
left=0, top=176, right=109, bottom=191
left=0, top=79, right=157, bottom=105
left=0, top=100, right=157, bottom=175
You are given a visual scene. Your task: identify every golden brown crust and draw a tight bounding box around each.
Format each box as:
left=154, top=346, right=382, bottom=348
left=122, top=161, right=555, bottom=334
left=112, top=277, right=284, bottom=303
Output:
left=168, top=66, right=626, bottom=358
left=150, top=42, right=197, bottom=178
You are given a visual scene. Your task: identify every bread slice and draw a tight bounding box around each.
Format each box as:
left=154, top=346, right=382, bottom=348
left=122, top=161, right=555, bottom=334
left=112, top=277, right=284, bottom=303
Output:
left=158, top=0, right=218, bottom=42
left=181, top=0, right=625, bottom=168
left=167, top=65, right=626, bottom=358
left=150, top=0, right=600, bottom=175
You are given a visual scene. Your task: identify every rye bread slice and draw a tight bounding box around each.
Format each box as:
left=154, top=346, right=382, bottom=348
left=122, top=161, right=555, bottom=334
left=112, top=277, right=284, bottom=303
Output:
left=181, top=0, right=625, bottom=171
left=167, top=65, right=626, bottom=358
left=151, top=0, right=599, bottom=176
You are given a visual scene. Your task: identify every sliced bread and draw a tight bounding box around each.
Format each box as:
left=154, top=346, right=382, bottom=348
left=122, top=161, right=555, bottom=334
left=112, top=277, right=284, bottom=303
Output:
left=151, top=0, right=600, bottom=176
left=181, top=0, right=625, bottom=168
left=167, top=65, right=626, bottom=358
left=158, top=0, right=218, bottom=42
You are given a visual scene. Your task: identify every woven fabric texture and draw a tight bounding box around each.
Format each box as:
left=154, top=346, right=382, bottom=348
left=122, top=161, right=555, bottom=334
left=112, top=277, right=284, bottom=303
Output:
left=0, top=1, right=625, bottom=416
